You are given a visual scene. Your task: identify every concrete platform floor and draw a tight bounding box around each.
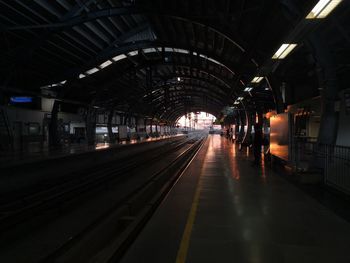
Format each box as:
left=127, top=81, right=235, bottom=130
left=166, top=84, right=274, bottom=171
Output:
left=121, top=135, right=350, bottom=263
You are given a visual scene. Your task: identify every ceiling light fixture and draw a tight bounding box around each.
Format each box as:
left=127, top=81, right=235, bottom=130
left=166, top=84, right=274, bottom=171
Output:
left=306, top=0, right=343, bottom=19
left=112, top=54, right=127, bottom=62
left=251, top=77, right=264, bottom=83
left=85, top=67, right=99, bottom=75
left=99, top=60, right=112, bottom=69
left=143, top=48, right=157, bottom=54
left=128, top=50, right=139, bottom=56
left=244, top=87, right=253, bottom=92
left=272, top=44, right=297, bottom=59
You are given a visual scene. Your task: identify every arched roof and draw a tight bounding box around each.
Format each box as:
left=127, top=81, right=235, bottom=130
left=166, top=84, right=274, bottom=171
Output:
left=1, top=0, right=349, bottom=122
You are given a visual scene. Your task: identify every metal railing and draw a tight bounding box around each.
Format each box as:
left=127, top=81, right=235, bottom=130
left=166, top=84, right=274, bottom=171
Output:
left=291, top=137, right=322, bottom=172
left=291, top=137, right=350, bottom=195
left=324, top=144, right=350, bottom=195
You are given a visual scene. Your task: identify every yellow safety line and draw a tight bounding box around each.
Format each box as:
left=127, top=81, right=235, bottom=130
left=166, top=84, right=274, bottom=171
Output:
left=175, top=172, right=203, bottom=263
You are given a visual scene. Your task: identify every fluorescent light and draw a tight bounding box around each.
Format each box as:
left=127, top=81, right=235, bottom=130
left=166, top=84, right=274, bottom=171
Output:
left=128, top=50, right=138, bottom=56
left=244, top=87, right=253, bottom=92
left=317, top=0, right=343, bottom=18
left=237, top=97, right=244, bottom=101
left=85, top=67, right=99, bottom=75
left=273, top=44, right=289, bottom=58
left=177, top=77, right=181, bottom=81
left=47, top=80, right=67, bottom=88
left=306, top=0, right=342, bottom=19
left=251, top=77, right=264, bottom=83
left=311, top=0, right=332, bottom=17
left=143, top=48, right=157, bottom=53
left=272, top=44, right=297, bottom=59
left=112, top=54, right=127, bottom=62
left=99, top=60, right=112, bottom=69
left=173, top=48, right=190, bottom=54
left=79, top=74, right=86, bottom=79
left=234, top=101, right=240, bottom=105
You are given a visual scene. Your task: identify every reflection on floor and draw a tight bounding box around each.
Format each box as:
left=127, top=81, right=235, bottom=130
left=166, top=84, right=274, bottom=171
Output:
left=121, top=135, right=350, bottom=263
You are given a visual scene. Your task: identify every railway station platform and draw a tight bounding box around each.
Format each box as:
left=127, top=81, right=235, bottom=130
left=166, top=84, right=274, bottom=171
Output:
left=0, top=135, right=179, bottom=168
left=121, top=135, right=350, bottom=263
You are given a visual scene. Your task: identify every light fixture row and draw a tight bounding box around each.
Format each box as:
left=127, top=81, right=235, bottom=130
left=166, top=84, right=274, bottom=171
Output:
left=306, top=0, right=343, bottom=19
left=248, top=0, right=342, bottom=87
left=272, top=44, right=298, bottom=60
left=270, top=0, right=343, bottom=61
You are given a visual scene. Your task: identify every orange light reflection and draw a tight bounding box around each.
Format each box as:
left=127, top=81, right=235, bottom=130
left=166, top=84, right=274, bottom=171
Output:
left=230, top=143, right=240, bottom=180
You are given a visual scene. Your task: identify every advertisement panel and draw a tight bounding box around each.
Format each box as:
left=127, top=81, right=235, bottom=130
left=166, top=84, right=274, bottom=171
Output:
left=270, top=113, right=290, bottom=161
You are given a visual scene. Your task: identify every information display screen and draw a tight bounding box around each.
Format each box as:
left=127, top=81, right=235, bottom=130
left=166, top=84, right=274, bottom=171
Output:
left=10, top=97, right=33, bottom=103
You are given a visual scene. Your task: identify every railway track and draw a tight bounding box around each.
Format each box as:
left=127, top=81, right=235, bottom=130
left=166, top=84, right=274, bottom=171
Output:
left=0, top=136, right=197, bottom=230
left=39, top=136, right=206, bottom=263
left=0, top=134, right=206, bottom=263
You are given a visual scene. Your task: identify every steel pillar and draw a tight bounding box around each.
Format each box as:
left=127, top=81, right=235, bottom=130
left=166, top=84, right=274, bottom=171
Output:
left=107, top=109, right=116, bottom=143
left=86, top=106, right=96, bottom=146
left=48, top=100, right=60, bottom=148
left=266, top=75, right=285, bottom=114
left=309, top=33, right=339, bottom=146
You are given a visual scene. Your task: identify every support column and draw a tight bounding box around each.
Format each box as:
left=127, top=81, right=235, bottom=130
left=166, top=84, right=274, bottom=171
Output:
left=266, top=75, right=285, bottom=114
left=239, top=111, right=247, bottom=144
left=144, top=118, right=149, bottom=138
left=135, top=116, right=141, bottom=140
left=49, top=100, right=60, bottom=148
left=107, top=109, right=116, bottom=144
left=309, top=33, right=339, bottom=145
left=123, top=112, right=129, bottom=126
left=135, top=116, right=138, bottom=133
left=86, top=106, right=96, bottom=146
left=243, top=111, right=253, bottom=146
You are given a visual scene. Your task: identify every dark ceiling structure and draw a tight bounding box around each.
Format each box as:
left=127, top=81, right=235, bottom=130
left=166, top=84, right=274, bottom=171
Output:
left=0, top=0, right=349, bottom=123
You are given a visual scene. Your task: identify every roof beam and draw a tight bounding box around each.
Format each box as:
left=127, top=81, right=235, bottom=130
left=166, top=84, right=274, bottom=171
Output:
left=2, top=6, right=247, bottom=53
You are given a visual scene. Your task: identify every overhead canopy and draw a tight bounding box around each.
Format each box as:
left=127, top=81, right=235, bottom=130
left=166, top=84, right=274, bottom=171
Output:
left=1, top=0, right=348, bottom=121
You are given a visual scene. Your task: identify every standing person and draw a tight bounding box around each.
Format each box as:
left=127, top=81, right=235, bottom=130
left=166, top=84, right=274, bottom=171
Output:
left=253, top=123, right=263, bottom=165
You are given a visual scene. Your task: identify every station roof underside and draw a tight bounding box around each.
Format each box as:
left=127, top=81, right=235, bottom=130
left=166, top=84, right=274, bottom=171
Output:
left=1, top=0, right=349, bottom=121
